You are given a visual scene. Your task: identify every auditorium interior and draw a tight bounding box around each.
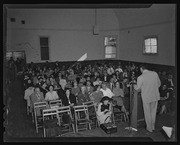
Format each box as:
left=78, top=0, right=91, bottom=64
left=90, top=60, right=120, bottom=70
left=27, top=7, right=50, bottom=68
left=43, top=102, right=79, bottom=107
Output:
left=3, top=4, right=176, bottom=142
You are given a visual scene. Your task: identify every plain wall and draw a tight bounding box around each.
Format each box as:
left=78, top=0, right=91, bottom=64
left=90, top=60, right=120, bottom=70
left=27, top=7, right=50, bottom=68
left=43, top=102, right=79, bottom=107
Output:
left=114, top=4, right=175, bottom=66
left=6, top=9, right=119, bottom=63
left=118, top=21, right=175, bottom=66
left=6, top=5, right=175, bottom=66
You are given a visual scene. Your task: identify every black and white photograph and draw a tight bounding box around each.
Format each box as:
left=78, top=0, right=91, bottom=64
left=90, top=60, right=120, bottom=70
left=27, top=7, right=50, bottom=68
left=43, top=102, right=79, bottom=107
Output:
left=3, top=3, right=177, bottom=142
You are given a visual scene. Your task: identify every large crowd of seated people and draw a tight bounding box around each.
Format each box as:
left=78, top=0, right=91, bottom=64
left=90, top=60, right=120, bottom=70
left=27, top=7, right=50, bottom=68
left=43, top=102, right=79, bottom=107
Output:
left=21, top=60, right=175, bottom=128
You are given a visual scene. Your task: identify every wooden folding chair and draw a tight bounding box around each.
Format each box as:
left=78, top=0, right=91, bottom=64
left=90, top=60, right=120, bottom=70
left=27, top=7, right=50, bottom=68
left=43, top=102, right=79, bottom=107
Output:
left=83, top=101, right=98, bottom=129
left=42, top=108, right=60, bottom=137
left=33, top=101, right=48, bottom=133
left=56, top=106, right=75, bottom=136
left=112, top=105, right=129, bottom=124
left=49, top=100, right=62, bottom=109
left=73, top=105, right=91, bottom=132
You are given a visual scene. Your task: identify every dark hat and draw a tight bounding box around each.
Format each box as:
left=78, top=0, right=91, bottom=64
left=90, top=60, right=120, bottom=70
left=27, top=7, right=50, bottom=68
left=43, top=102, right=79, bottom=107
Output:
left=100, top=96, right=111, bottom=103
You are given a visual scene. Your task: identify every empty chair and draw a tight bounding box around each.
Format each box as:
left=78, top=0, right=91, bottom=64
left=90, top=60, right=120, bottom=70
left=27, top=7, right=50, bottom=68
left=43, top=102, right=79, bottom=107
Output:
left=42, top=108, right=60, bottom=137
left=112, top=104, right=129, bottom=124
left=73, top=105, right=91, bottom=132
left=49, top=99, right=62, bottom=109
left=83, top=101, right=98, bottom=129
left=33, top=101, right=48, bottom=133
left=56, top=106, right=75, bottom=136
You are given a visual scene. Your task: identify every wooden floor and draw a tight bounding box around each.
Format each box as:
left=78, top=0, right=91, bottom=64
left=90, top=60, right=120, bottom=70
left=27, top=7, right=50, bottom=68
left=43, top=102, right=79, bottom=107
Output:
left=3, top=77, right=176, bottom=142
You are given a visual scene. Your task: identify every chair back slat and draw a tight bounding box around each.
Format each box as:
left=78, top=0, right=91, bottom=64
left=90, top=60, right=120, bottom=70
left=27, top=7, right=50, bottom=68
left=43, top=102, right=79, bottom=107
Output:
left=73, top=105, right=89, bottom=120
left=57, top=106, right=71, bottom=112
left=73, top=105, right=88, bottom=111
left=49, top=100, right=62, bottom=107
left=34, top=101, right=47, bottom=109
left=83, top=101, right=94, bottom=106
left=43, top=108, right=57, bottom=117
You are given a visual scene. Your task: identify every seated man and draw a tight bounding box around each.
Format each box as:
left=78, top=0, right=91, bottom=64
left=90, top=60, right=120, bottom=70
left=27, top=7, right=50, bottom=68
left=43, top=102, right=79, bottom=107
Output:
left=77, top=85, right=91, bottom=105
left=100, top=82, right=114, bottom=99
left=30, top=85, right=45, bottom=116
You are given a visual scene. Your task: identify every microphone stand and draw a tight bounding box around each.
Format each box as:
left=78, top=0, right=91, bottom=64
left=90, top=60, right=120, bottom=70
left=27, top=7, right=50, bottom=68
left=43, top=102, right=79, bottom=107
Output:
left=125, top=80, right=138, bottom=132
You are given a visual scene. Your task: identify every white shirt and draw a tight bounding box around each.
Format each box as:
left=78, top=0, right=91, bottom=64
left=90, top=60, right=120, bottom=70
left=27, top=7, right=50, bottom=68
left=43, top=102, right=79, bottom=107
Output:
left=45, top=91, right=59, bottom=101
left=59, top=79, right=67, bottom=89
left=100, top=88, right=114, bottom=98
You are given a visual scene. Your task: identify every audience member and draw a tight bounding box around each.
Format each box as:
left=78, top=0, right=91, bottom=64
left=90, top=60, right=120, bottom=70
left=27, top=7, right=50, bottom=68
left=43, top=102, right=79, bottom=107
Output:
left=89, top=85, right=103, bottom=107
left=100, top=83, right=114, bottom=98
left=24, top=82, right=34, bottom=114
left=45, top=85, right=59, bottom=101
left=77, top=85, right=90, bottom=105
left=96, top=96, right=112, bottom=125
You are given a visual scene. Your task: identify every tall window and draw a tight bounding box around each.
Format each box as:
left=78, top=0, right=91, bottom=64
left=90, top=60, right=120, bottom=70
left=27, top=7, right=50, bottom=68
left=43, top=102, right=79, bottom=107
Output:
left=143, top=36, right=158, bottom=54
left=104, top=36, right=117, bottom=59
left=40, top=37, right=49, bottom=60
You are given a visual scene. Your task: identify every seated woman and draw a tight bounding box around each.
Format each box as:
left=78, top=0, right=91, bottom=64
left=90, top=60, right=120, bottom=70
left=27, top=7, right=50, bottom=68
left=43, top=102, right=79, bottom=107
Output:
left=158, top=84, right=172, bottom=114
left=112, top=81, right=126, bottom=112
left=89, top=85, right=103, bottom=107
left=62, top=88, right=77, bottom=107
left=45, top=85, right=59, bottom=102
left=96, top=96, right=112, bottom=125
left=49, top=76, right=58, bottom=89
left=77, top=85, right=91, bottom=105
left=71, top=81, right=80, bottom=97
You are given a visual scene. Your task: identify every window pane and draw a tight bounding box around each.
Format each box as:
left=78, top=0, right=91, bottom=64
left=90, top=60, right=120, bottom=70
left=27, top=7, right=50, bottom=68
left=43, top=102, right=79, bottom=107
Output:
left=151, top=46, right=157, bottom=53
left=40, top=37, right=48, bottom=46
left=145, top=39, right=151, bottom=46
left=151, top=38, right=157, bottom=45
left=105, top=46, right=116, bottom=54
left=13, top=52, right=24, bottom=60
left=41, top=47, right=49, bottom=60
left=145, top=46, right=151, bottom=53
left=105, top=54, right=116, bottom=58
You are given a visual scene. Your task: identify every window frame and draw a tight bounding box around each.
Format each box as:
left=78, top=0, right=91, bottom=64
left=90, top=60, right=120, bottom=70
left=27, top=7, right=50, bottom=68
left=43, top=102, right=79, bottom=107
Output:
left=39, top=36, right=50, bottom=61
left=143, top=35, right=158, bottom=55
left=104, top=35, right=117, bottom=59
